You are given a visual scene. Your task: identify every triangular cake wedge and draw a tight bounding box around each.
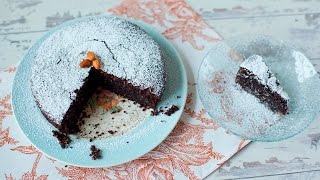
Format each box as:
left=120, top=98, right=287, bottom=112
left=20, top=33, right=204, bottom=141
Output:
left=235, top=55, right=289, bottom=115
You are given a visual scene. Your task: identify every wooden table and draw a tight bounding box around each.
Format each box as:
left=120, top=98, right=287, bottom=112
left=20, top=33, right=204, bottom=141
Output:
left=1, top=0, right=319, bottom=179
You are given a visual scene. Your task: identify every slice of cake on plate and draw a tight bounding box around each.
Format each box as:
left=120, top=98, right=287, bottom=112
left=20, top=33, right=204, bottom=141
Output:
left=235, top=55, right=289, bottom=115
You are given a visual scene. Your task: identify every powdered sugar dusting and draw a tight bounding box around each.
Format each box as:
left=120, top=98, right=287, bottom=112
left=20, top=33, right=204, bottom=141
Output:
left=224, top=73, right=280, bottom=136
left=293, top=51, right=316, bottom=83
left=240, top=55, right=289, bottom=100
left=31, top=16, right=165, bottom=123
left=198, top=34, right=320, bottom=141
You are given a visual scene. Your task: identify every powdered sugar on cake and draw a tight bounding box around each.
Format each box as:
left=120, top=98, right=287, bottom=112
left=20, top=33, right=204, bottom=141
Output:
left=31, top=16, right=165, bottom=123
left=240, top=55, right=289, bottom=100
left=293, top=51, right=316, bottom=83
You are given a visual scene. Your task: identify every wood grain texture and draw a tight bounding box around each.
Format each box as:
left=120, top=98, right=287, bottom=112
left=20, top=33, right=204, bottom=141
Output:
left=204, top=14, right=320, bottom=60
left=231, top=170, right=320, bottom=180
left=207, top=118, right=320, bottom=179
left=0, top=33, right=40, bottom=67
left=1, top=0, right=320, bottom=179
left=0, top=0, right=118, bottom=34
left=187, top=0, right=320, bottom=19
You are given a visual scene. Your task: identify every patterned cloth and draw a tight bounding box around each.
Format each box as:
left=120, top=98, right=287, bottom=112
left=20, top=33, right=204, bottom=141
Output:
left=0, top=0, right=249, bottom=179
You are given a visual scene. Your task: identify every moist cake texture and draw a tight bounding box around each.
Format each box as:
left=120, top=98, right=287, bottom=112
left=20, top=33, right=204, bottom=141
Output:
left=31, top=16, right=166, bottom=133
left=236, top=55, right=289, bottom=115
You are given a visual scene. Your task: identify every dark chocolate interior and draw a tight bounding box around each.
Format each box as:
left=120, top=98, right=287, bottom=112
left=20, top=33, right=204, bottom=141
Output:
left=42, top=67, right=161, bottom=134
left=236, top=67, right=288, bottom=115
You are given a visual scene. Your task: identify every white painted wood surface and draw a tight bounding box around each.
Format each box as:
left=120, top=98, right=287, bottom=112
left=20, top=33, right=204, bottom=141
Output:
left=1, top=0, right=320, bottom=179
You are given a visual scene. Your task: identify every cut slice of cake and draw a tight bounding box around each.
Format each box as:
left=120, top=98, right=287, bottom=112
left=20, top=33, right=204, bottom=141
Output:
left=235, top=55, right=289, bottom=115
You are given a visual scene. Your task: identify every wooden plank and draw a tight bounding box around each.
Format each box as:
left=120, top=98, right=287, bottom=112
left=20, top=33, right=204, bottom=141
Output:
left=0, top=32, right=42, bottom=69
left=0, top=0, right=119, bottom=34
left=216, top=170, right=320, bottom=180
left=208, top=114, right=320, bottom=179
left=187, top=0, right=320, bottom=20
left=204, top=14, right=320, bottom=60
left=1, top=0, right=320, bottom=34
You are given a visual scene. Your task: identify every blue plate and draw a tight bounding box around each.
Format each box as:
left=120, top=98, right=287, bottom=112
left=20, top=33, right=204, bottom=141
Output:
left=12, top=16, right=187, bottom=167
left=197, top=35, right=320, bottom=142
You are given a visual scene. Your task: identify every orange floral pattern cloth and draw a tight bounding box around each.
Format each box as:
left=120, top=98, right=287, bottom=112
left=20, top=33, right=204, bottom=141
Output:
left=0, top=0, right=249, bottom=179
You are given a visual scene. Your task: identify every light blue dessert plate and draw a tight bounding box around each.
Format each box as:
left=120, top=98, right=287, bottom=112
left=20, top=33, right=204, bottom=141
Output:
left=12, top=15, right=187, bottom=167
left=197, top=34, right=320, bottom=142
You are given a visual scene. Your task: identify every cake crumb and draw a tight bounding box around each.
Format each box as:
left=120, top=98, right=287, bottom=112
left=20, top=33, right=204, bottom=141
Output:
left=151, top=110, right=159, bottom=116
left=165, top=105, right=179, bottom=116
left=90, top=145, right=102, bottom=160
left=52, top=130, right=71, bottom=148
left=108, top=130, right=115, bottom=134
left=177, top=96, right=181, bottom=98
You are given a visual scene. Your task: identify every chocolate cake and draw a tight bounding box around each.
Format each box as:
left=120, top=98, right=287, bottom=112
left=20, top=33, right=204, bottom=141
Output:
left=235, top=55, right=289, bottom=115
left=165, top=105, right=179, bottom=116
left=31, top=16, right=166, bottom=133
left=52, top=130, right=71, bottom=148
left=90, top=145, right=102, bottom=160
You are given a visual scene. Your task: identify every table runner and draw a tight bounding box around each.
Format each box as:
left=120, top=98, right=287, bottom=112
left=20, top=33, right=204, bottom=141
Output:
left=0, top=0, right=249, bottom=179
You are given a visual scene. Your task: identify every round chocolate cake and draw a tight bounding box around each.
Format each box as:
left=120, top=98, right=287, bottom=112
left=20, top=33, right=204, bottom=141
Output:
left=31, top=16, right=166, bottom=133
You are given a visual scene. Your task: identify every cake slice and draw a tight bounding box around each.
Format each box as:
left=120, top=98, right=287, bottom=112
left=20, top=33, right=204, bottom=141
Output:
left=235, top=55, right=289, bottom=114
